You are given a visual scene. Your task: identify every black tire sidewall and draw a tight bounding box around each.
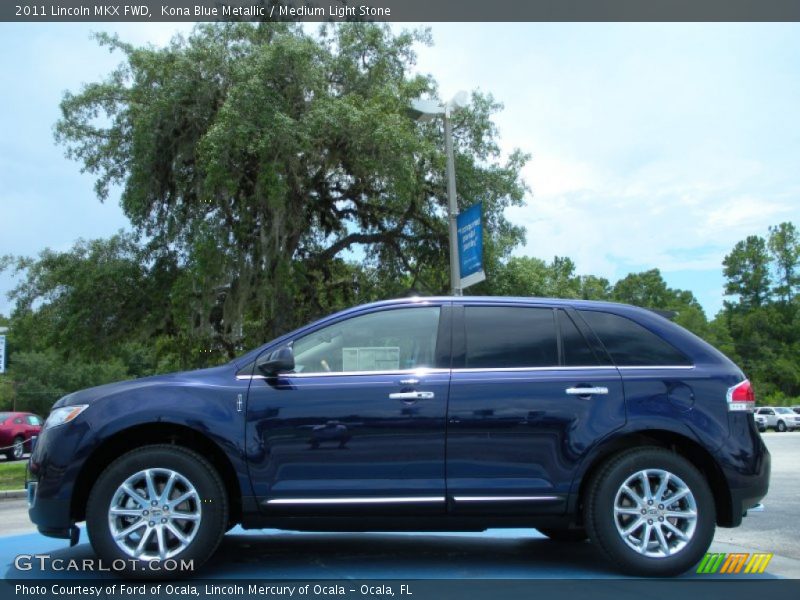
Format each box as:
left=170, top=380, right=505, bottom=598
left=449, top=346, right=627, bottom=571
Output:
left=587, top=448, right=715, bottom=577
left=86, top=445, right=228, bottom=577
left=777, top=421, right=786, bottom=432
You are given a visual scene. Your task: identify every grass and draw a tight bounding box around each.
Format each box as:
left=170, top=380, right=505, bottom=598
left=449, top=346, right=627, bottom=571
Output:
left=0, top=461, right=27, bottom=491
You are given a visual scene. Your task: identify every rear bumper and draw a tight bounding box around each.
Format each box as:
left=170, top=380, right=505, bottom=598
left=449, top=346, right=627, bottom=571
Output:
left=723, top=443, right=770, bottom=527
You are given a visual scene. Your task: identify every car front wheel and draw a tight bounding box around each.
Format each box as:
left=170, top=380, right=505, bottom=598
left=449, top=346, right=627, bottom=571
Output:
left=776, top=421, right=787, bottom=432
left=86, top=444, right=228, bottom=577
left=585, top=447, right=715, bottom=576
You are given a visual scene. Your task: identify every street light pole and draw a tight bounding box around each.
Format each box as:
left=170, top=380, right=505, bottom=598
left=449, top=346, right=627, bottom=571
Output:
left=408, top=92, right=468, bottom=297
left=443, top=107, right=461, bottom=296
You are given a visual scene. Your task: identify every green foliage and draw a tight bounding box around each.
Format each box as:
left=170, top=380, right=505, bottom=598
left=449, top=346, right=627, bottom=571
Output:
left=488, top=256, right=581, bottom=298
left=0, top=377, right=14, bottom=412
left=767, top=222, right=800, bottom=302
left=2, top=23, right=530, bottom=414
left=718, top=222, right=800, bottom=400
left=0, top=462, right=27, bottom=491
left=5, top=350, right=130, bottom=416
left=55, top=23, right=527, bottom=356
left=4, top=234, right=175, bottom=361
left=723, top=235, right=771, bottom=309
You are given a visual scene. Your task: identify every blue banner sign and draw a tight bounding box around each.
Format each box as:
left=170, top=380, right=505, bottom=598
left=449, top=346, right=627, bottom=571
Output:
left=456, top=202, right=486, bottom=289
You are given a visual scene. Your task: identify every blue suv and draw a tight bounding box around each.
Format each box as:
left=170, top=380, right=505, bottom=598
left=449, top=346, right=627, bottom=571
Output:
left=27, top=297, right=770, bottom=576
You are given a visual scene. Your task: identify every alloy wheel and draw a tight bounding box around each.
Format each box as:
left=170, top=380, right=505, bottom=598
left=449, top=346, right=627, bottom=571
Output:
left=108, top=468, right=202, bottom=560
left=613, top=469, right=698, bottom=558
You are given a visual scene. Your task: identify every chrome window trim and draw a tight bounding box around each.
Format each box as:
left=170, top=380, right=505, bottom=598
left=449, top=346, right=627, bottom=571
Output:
left=452, top=365, right=694, bottom=373
left=452, top=366, right=617, bottom=374
left=266, top=496, right=445, bottom=505
left=237, top=365, right=695, bottom=380
left=237, top=368, right=450, bottom=381
left=617, top=365, right=695, bottom=371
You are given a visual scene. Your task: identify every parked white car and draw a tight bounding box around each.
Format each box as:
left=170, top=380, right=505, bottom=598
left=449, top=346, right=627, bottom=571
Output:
left=754, top=413, right=768, bottom=432
left=755, top=406, right=800, bottom=432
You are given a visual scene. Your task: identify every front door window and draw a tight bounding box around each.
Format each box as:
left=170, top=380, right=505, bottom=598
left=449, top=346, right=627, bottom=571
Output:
left=293, top=307, right=441, bottom=374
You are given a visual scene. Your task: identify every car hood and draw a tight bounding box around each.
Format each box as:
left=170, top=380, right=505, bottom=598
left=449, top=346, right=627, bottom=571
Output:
left=52, top=365, right=234, bottom=409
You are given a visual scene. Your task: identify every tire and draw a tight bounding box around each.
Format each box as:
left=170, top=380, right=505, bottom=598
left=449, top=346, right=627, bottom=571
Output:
left=776, top=421, right=787, bottom=432
left=5, top=436, right=25, bottom=461
left=538, top=527, right=589, bottom=543
left=86, top=445, right=228, bottom=578
left=584, top=447, right=715, bottom=577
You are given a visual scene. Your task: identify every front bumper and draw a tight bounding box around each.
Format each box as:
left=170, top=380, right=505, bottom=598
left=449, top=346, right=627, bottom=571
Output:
left=26, top=478, right=77, bottom=541
left=25, top=423, right=89, bottom=543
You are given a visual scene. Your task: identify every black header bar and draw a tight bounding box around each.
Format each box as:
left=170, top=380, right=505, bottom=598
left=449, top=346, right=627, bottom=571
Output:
left=4, top=0, right=800, bottom=23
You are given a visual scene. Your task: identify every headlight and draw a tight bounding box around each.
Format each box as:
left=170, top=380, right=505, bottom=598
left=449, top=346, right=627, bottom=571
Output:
left=44, top=405, right=89, bottom=430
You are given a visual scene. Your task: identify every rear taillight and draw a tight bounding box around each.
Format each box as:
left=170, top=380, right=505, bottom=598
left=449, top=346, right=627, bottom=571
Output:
left=726, top=379, right=755, bottom=412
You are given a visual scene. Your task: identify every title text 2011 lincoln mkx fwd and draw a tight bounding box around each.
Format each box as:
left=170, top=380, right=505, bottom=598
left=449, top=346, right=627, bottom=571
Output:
left=27, top=297, right=769, bottom=577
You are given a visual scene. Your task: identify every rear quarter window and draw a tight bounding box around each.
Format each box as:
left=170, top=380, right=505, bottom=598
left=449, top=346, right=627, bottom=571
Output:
left=578, top=310, right=692, bottom=367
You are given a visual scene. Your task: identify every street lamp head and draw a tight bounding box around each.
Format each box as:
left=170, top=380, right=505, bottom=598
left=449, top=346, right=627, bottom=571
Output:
left=408, top=98, right=446, bottom=122
left=408, top=92, right=468, bottom=122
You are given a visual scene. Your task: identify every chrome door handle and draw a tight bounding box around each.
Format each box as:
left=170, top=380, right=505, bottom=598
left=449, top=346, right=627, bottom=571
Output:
left=389, top=391, right=435, bottom=401
left=565, top=387, right=608, bottom=396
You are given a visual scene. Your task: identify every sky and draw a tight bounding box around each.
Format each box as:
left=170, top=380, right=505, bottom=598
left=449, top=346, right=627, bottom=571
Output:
left=1, top=22, right=799, bottom=319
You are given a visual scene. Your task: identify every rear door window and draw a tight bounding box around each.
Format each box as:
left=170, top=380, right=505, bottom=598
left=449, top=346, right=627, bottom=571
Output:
left=558, top=310, right=600, bottom=366
left=578, top=310, right=691, bottom=367
left=464, top=306, right=558, bottom=368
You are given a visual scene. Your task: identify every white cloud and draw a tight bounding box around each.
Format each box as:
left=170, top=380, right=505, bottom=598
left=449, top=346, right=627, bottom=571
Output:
left=411, top=23, right=800, bottom=306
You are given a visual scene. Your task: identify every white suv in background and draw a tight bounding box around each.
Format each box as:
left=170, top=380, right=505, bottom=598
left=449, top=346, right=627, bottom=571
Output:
left=755, top=406, right=800, bottom=432
left=755, top=413, right=768, bottom=432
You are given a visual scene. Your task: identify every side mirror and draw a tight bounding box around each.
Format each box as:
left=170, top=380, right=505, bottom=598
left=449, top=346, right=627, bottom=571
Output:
left=257, top=345, right=295, bottom=377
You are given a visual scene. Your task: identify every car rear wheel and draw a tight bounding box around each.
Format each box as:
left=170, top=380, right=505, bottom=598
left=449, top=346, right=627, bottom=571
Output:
left=86, top=444, right=228, bottom=577
left=5, top=436, right=25, bottom=461
left=585, top=447, right=715, bottom=576
left=776, top=420, right=787, bottom=432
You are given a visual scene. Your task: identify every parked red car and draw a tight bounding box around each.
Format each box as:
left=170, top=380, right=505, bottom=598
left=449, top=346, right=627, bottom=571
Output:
left=0, top=412, right=43, bottom=460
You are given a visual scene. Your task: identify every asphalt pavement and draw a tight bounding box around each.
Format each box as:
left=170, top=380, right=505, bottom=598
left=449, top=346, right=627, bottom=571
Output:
left=0, top=433, right=797, bottom=579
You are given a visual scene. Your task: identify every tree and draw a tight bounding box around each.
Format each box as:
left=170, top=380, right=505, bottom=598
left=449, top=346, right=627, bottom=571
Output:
left=612, top=269, right=673, bottom=308
left=488, top=256, right=582, bottom=298
left=722, top=235, right=771, bottom=309
left=55, top=23, right=528, bottom=357
left=5, top=350, right=129, bottom=416
left=768, top=222, right=800, bottom=302
left=578, top=275, right=611, bottom=300
left=3, top=234, right=176, bottom=363
left=609, top=268, right=710, bottom=336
